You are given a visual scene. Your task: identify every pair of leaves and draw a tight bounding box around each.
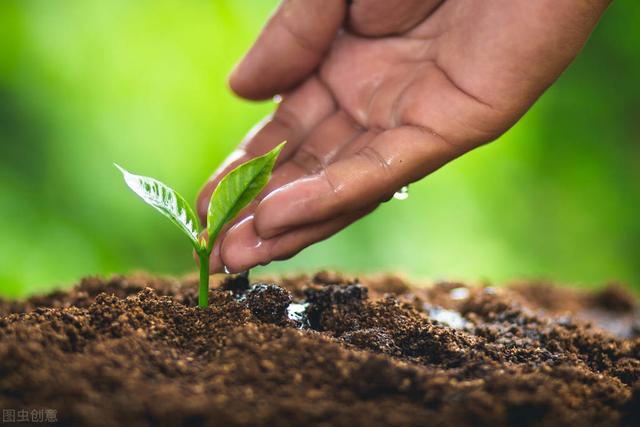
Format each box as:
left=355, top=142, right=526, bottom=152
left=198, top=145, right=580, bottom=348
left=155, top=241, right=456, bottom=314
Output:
left=116, top=142, right=284, bottom=256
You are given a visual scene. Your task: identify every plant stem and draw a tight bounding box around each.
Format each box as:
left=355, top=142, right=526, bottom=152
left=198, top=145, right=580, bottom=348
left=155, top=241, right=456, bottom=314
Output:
left=198, top=252, right=210, bottom=308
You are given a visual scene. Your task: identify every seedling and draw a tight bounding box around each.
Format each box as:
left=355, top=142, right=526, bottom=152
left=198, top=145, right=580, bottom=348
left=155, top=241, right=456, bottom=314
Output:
left=116, top=142, right=284, bottom=308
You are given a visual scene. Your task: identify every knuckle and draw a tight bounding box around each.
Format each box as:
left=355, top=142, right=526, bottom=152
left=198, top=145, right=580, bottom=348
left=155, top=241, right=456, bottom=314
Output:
left=291, top=147, right=324, bottom=175
left=357, top=145, right=392, bottom=174
left=280, top=2, right=324, bottom=53
left=320, top=168, right=342, bottom=197
left=273, top=106, right=302, bottom=137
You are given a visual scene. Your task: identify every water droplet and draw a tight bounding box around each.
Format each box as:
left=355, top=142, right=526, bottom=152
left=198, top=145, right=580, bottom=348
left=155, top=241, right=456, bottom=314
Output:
left=287, top=302, right=310, bottom=328
left=450, top=287, right=470, bottom=301
left=393, top=185, right=409, bottom=201
left=426, top=306, right=467, bottom=329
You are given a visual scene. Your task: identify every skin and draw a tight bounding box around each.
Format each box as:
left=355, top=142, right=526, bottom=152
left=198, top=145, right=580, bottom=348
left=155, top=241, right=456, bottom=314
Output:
left=197, top=0, right=612, bottom=273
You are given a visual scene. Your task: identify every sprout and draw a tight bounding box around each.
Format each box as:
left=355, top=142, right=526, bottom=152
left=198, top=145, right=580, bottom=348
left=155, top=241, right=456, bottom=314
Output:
left=116, top=142, right=285, bottom=307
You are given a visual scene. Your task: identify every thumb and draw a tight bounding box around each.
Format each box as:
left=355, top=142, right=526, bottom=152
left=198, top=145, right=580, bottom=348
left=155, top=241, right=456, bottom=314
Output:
left=229, top=0, right=346, bottom=100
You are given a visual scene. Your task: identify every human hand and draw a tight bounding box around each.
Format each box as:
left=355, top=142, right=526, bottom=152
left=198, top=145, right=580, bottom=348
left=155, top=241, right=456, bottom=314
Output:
left=198, top=0, right=611, bottom=273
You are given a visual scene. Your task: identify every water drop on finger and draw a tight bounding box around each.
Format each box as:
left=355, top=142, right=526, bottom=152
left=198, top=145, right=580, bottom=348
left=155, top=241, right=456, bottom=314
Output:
left=393, top=185, right=409, bottom=201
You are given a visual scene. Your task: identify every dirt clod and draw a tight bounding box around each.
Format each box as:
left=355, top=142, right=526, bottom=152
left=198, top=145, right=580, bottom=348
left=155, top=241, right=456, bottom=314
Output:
left=244, top=283, right=292, bottom=325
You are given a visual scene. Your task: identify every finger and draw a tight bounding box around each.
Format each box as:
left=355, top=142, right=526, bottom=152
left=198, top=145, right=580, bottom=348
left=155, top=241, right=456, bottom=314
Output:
left=236, top=109, right=362, bottom=218
left=334, top=130, right=377, bottom=159
left=254, top=125, right=466, bottom=239
left=205, top=111, right=363, bottom=271
left=229, top=0, right=346, bottom=100
left=196, top=77, right=335, bottom=223
left=275, top=110, right=362, bottom=178
left=202, top=110, right=359, bottom=272
left=348, top=0, right=443, bottom=36
left=221, top=110, right=361, bottom=227
left=220, top=205, right=376, bottom=273
left=203, top=154, right=325, bottom=274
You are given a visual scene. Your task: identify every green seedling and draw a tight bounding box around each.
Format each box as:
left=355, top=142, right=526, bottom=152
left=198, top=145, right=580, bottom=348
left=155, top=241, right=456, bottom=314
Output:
left=115, top=142, right=284, bottom=308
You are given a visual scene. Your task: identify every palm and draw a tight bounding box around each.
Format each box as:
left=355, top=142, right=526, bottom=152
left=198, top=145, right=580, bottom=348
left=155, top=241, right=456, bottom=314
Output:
left=312, top=0, right=600, bottom=149
left=199, top=0, right=609, bottom=273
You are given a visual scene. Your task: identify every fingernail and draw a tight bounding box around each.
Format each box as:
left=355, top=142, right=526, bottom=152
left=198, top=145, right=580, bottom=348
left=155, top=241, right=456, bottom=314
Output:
left=220, top=216, right=270, bottom=273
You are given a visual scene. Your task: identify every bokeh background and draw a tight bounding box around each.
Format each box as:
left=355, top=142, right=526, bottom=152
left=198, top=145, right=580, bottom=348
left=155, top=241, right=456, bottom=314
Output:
left=1, top=0, right=639, bottom=298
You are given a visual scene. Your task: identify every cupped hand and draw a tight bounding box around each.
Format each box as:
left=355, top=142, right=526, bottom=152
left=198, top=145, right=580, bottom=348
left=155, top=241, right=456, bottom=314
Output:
left=197, top=0, right=610, bottom=273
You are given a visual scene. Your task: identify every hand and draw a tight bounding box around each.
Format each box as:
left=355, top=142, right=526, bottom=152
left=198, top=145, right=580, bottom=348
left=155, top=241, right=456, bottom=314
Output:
left=197, top=0, right=610, bottom=273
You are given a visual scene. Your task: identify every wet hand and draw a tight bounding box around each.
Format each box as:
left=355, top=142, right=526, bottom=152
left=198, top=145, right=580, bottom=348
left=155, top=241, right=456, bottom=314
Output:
left=197, top=0, right=610, bottom=273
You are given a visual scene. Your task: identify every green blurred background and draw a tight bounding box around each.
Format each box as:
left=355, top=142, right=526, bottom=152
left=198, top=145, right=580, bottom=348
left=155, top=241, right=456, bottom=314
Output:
left=1, top=0, right=639, bottom=298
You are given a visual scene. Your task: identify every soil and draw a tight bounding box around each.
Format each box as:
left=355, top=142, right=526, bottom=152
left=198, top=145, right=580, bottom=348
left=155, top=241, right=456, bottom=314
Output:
left=1, top=272, right=639, bottom=427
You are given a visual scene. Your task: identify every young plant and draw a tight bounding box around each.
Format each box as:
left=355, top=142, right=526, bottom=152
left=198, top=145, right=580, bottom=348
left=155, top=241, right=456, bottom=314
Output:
left=115, top=142, right=284, bottom=308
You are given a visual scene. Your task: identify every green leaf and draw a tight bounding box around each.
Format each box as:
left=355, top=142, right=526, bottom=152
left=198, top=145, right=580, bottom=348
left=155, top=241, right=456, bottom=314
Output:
left=115, top=164, right=203, bottom=251
left=207, top=142, right=285, bottom=250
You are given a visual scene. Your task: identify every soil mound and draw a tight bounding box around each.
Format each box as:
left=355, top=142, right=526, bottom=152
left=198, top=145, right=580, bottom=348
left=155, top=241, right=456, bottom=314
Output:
left=1, top=272, right=638, bottom=426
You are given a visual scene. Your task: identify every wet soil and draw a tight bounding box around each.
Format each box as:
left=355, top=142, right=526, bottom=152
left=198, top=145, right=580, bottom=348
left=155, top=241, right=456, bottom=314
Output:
left=1, top=272, right=639, bottom=427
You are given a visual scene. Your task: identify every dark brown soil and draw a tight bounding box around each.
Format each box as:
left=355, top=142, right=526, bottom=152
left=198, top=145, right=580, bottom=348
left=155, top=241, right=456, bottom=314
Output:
left=1, top=272, right=639, bottom=427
